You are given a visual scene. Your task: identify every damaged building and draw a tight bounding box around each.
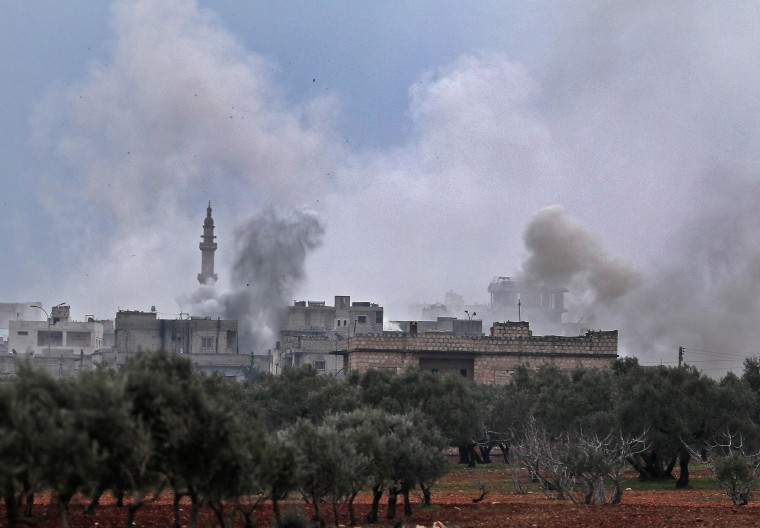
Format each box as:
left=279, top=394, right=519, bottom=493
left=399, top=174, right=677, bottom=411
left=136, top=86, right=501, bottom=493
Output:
left=112, top=309, right=250, bottom=379
left=274, top=295, right=384, bottom=375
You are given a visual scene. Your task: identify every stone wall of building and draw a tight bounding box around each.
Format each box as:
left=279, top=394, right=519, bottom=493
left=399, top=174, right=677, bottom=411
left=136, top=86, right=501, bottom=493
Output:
left=337, top=322, right=617, bottom=384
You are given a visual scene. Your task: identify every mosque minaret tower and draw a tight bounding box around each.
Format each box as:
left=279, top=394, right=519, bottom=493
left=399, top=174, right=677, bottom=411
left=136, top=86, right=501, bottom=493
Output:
left=197, top=202, right=218, bottom=285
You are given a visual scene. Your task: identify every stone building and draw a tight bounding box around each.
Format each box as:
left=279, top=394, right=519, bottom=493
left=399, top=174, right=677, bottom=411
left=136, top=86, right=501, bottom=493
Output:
left=334, top=321, right=617, bottom=385
left=275, top=295, right=384, bottom=375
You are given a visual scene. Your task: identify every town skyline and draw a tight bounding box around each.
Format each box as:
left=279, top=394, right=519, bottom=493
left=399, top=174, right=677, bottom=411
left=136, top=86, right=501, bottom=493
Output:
left=3, top=1, right=760, bottom=375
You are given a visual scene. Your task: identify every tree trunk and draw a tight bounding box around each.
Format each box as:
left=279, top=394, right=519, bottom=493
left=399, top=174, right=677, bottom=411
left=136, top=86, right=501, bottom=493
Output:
left=242, top=511, right=255, bottom=528
left=189, top=496, right=199, bottom=528
left=347, top=491, right=358, bottom=526
left=499, top=442, right=510, bottom=464
left=479, top=443, right=493, bottom=464
left=4, top=484, right=18, bottom=528
left=272, top=492, right=282, bottom=528
left=420, top=481, right=432, bottom=507
left=86, top=481, right=107, bottom=514
left=124, top=490, right=143, bottom=528
left=676, top=448, right=690, bottom=488
left=664, top=455, right=677, bottom=480
left=402, top=484, right=412, bottom=516
left=21, top=478, right=33, bottom=517
left=56, top=494, right=71, bottom=528
left=172, top=491, right=185, bottom=528
left=311, top=491, right=325, bottom=528
left=366, top=485, right=382, bottom=524
left=641, top=449, right=673, bottom=480
left=125, top=506, right=138, bottom=528
left=626, top=455, right=648, bottom=480
left=466, top=443, right=483, bottom=467
left=211, top=502, right=226, bottom=528
left=386, top=486, right=398, bottom=520
left=331, top=498, right=340, bottom=528
left=610, top=480, right=623, bottom=505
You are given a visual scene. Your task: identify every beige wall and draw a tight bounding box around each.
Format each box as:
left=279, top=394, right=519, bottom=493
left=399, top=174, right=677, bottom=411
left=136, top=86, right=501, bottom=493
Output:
left=338, top=322, right=617, bottom=385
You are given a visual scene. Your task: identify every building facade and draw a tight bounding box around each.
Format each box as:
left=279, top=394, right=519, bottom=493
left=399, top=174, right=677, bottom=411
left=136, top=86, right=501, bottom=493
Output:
left=114, top=310, right=238, bottom=355
left=391, top=316, right=483, bottom=337
left=275, top=295, right=384, bottom=375
left=7, top=304, right=104, bottom=357
left=334, top=321, right=617, bottom=385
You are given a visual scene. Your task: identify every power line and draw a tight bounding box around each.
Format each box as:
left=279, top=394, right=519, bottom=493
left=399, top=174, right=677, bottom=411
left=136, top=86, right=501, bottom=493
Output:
left=682, top=347, right=747, bottom=359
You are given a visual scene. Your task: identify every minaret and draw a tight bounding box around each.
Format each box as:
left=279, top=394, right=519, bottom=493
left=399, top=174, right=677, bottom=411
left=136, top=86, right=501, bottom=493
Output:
left=198, top=202, right=218, bottom=285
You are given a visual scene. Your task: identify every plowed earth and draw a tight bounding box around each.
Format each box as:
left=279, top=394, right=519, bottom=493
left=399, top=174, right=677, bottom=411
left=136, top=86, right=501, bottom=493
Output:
left=2, top=465, right=757, bottom=528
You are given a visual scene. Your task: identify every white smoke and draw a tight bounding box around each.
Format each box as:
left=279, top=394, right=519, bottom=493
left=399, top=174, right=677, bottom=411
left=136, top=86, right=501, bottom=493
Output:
left=24, top=0, right=760, bottom=377
left=31, top=0, right=340, bottom=318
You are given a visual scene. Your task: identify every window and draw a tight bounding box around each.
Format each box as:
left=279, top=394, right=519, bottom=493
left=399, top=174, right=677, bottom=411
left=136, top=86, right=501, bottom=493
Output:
left=357, top=315, right=367, bottom=324
left=67, top=331, right=92, bottom=347
left=201, top=337, right=214, bottom=348
left=17, top=331, right=28, bottom=336
left=375, top=312, right=383, bottom=324
left=460, top=369, right=468, bottom=378
left=314, top=360, right=326, bottom=371
left=37, top=331, right=63, bottom=347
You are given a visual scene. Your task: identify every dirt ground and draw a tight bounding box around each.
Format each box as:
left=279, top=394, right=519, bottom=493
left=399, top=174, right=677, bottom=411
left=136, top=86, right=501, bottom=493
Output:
left=2, top=465, right=758, bottom=527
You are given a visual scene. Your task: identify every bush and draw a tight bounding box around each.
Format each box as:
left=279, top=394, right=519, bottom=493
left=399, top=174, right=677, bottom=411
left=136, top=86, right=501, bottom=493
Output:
left=714, top=452, right=756, bottom=506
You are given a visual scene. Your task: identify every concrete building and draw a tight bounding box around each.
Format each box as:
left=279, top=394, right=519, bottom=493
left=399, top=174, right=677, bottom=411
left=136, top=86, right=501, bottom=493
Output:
left=334, top=321, right=618, bottom=385
left=488, top=277, right=567, bottom=329
left=275, top=295, right=384, bottom=375
left=115, top=310, right=238, bottom=355
left=0, top=302, right=44, bottom=350
left=412, top=276, right=583, bottom=337
left=7, top=304, right=104, bottom=357
left=113, top=309, right=252, bottom=379
left=198, top=202, right=218, bottom=285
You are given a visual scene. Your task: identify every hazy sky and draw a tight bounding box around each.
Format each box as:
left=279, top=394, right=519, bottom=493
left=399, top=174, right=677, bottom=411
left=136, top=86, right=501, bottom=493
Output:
left=3, top=1, right=760, bottom=373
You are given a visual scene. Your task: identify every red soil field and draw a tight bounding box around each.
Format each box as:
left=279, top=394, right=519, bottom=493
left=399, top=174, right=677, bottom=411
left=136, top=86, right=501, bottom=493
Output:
left=2, top=465, right=757, bottom=527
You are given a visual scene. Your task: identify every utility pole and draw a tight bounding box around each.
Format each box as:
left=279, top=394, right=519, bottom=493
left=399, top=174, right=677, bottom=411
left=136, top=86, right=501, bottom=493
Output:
left=518, top=299, right=521, bottom=322
left=678, top=346, right=684, bottom=368
left=30, top=305, right=51, bottom=356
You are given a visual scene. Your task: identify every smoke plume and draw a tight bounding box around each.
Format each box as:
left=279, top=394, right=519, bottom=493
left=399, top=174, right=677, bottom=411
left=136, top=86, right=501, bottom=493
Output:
left=187, top=209, right=325, bottom=353
left=520, top=206, right=642, bottom=323
left=519, top=190, right=760, bottom=374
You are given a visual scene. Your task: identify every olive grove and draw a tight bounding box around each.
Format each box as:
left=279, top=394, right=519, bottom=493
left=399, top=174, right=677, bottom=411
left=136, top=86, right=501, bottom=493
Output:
left=2, top=353, right=760, bottom=528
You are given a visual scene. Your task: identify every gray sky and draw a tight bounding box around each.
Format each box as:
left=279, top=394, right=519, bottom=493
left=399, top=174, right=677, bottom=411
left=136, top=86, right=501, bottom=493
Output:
left=3, top=1, right=760, bottom=373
